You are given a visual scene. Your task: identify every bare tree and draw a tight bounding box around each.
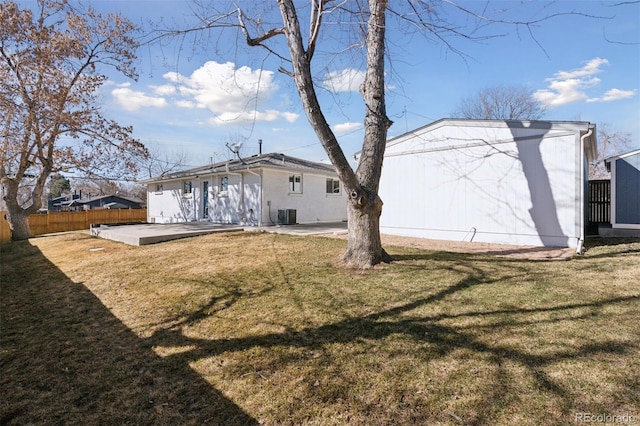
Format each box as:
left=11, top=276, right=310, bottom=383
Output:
left=0, top=0, right=147, bottom=240
left=155, top=1, right=601, bottom=267
left=452, top=85, right=547, bottom=120
left=589, top=123, right=631, bottom=180
left=142, top=145, right=193, bottom=179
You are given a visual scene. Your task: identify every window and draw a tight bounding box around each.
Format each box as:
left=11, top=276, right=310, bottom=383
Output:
left=326, top=178, right=340, bottom=194
left=155, top=183, right=163, bottom=192
left=288, top=174, right=302, bottom=193
left=183, top=181, right=193, bottom=195
left=220, top=176, right=229, bottom=192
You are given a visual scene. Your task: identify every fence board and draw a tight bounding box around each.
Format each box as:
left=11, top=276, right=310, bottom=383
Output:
left=0, top=213, right=11, bottom=242
left=0, top=209, right=147, bottom=242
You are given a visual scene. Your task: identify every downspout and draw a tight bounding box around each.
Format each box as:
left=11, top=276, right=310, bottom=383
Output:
left=146, top=184, right=150, bottom=223
left=239, top=173, right=244, bottom=224
left=577, top=126, right=594, bottom=255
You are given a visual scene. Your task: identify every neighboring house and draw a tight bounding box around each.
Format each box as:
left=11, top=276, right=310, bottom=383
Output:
left=48, top=195, right=76, bottom=212
left=48, top=193, right=83, bottom=211
left=48, top=193, right=143, bottom=211
left=140, top=152, right=348, bottom=225
left=605, top=149, right=640, bottom=232
left=75, top=194, right=144, bottom=210
left=376, top=119, right=598, bottom=251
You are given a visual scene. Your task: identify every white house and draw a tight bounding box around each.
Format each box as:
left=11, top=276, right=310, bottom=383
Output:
left=605, top=149, right=640, bottom=232
left=140, top=153, right=348, bottom=226
left=377, top=119, right=598, bottom=251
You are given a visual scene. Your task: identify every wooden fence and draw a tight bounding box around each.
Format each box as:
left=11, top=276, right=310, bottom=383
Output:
left=0, top=209, right=147, bottom=242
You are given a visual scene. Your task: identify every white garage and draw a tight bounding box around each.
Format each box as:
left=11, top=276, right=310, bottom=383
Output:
left=378, top=119, right=597, bottom=250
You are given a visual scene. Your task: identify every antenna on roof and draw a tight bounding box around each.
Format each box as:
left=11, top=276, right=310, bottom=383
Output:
left=226, top=141, right=246, bottom=164
left=226, top=140, right=243, bottom=154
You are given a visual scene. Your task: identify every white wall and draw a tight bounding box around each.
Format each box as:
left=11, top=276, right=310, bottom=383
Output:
left=147, top=167, right=346, bottom=226
left=379, top=122, right=582, bottom=247
left=261, top=169, right=348, bottom=224
left=209, top=172, right=262, bottom=225
left=147, top=180, right=199, bottom=223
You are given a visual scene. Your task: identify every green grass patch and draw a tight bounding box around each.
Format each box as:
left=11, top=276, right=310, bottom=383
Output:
left=1, top=233, right=639, bottom=425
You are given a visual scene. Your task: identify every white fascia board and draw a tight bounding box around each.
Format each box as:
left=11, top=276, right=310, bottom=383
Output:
left=383, top=118, right=594, bottom=152
left=605, top=148, right=640, bottom=164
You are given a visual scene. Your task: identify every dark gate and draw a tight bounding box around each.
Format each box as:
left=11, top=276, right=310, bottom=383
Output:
left=588, top=179, right=611, bottom=225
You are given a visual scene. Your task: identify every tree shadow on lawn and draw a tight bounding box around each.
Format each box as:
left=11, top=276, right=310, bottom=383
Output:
left=0, top=242, right=258, bottom=425
left=146, top=255, right=639, bottom=424
left=581, top=237, right=640, bottom=259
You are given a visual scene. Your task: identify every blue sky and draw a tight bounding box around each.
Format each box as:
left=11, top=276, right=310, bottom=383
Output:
left=86, top=1, right=639, bottom=169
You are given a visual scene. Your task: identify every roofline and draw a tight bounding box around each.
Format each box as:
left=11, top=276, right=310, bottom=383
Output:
left=387, top=118, right=595, bottom=144
left=76, top=194, right=144, bottom=204
left=138, top=152, right=337, bottom=184
left=355, top=118, right=597, bottom=158
left=605, top=148, right=640, bottom=163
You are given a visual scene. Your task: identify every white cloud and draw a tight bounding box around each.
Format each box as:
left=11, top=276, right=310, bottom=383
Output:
left=151, top=84, right=177, bottom=96
left=111, top=85, right=167, bottom=112
left=208, top=109, right=299, bottom=125
left=555, top=57, right=609, bottom=80
left=323, top=68, right=365, bottom=93
left=162, top=61, right=299, bottom=124
left=332, top=122, right=362, bottom=134
left=175, top=100, right=198, bottom=109
left=533, top=58, right=636, bottom=107
left=591, top=88, right=637, bottom=103
left=281, top=112, right=299, bottom=123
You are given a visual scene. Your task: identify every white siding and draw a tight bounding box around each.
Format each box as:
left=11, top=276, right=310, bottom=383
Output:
left=242, top=172, right=262, bottom=226
left=380, top=122, right=584, bottom=248
left=147, top=166, right=347, bottom=226
left=147, top=179, right=199, bottom=223
left=261, top=169, right=348, bottom=224
left=211, top=173, right=242, bottom=223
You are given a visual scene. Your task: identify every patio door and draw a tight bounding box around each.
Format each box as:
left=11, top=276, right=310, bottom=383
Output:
left=202, top=181, right=209, bottom=218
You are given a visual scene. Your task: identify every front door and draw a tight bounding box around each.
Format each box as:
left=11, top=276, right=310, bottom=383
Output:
left=202, top=181, right=209, bottom=218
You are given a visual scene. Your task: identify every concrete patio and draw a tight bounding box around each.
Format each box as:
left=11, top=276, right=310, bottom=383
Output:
left=90, top=221, right=348, bottom=246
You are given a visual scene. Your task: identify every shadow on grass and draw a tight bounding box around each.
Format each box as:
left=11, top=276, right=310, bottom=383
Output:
left=145, top=252, right=639, bottom=425
left=581, top=237, right=640, bottom=259
left=3, top=236, right=638, bottom=425
left=0, top=242, right=257, bottom=425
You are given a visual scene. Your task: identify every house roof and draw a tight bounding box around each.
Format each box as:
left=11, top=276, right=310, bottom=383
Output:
left=76, top=194, right=144, bottom=205
left=139, top=152, right=337, bottom=184
left=358, top=118, right=598, bottom=163
left=605, top=148, right=640, bottom=164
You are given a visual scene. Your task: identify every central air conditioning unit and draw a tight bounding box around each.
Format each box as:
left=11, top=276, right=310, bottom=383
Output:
left=277, top=209, right=297, bottom=225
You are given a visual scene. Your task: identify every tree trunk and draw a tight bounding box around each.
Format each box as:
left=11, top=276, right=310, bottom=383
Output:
left=3, top=179, right=36, bottom=241
left=276, top=0, right=391, bottom=268
left=5, top=207, right=33, bottom=241
left=341, top=192, right=390, bottom=268
left=340, top=0, right=391, bottom=268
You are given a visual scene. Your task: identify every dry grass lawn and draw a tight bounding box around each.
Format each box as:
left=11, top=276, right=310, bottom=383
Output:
left=1, top=231, right=639, bottom=425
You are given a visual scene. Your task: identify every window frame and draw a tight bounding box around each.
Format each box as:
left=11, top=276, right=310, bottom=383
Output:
left=220, top=176, right=229, bottom=193
left=288, top=174, right=302, bottom=194
left=183, top=180, right=193, bottom=196
left=325, top=178, right=341, bottom=195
